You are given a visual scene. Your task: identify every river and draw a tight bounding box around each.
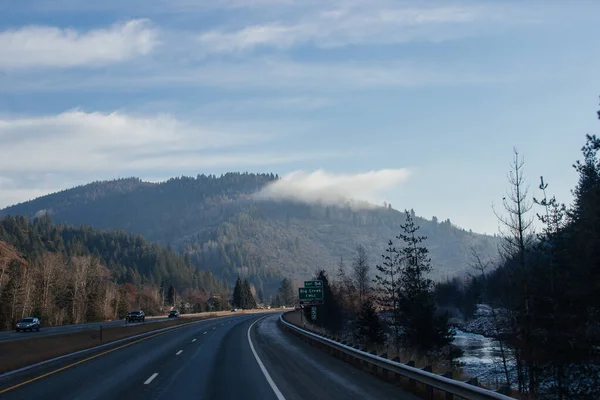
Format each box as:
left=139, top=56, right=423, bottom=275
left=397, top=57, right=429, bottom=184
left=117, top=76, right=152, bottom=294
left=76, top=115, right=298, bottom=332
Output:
left=453, top=329, right=515, bottom=389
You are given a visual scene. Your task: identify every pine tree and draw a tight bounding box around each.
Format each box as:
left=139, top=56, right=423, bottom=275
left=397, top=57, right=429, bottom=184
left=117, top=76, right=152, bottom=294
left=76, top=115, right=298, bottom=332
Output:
left=277, top=278, right=295, bottom=307
left=352, top=244, right=370, bottom=305
left=397, top=211, right=454, bottom=356
left=306, top=270, right=342, bottom=333
left=355, top=300, right=386, bottom=347
left=241, top=278, right=256, bottom=309
left=232, top=276, right=243, bottom=308
left=166, top=284, right=176, bottom=307
left=374, top=239, right=402, bottom=355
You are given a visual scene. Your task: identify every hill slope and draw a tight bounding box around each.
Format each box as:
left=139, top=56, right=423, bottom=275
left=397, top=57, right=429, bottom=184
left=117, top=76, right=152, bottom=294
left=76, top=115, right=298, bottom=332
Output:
left=0, top=173, right=500, bottom=293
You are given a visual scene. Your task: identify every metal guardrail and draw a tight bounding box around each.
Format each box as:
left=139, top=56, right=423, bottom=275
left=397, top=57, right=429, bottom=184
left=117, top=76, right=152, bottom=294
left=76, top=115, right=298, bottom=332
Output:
left=279, top=314, right=514, bottom=400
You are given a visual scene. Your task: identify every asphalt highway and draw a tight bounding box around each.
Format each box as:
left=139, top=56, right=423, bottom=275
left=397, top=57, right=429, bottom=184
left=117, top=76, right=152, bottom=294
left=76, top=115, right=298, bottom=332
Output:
left=0, top=313, right=419, bottom=400
left=0, top=316, right=169, bottom=343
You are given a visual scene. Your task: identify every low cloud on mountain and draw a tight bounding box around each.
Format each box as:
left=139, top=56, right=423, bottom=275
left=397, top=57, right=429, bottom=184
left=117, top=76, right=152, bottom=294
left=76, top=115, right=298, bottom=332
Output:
left=254, top=168, right=410, bottom=209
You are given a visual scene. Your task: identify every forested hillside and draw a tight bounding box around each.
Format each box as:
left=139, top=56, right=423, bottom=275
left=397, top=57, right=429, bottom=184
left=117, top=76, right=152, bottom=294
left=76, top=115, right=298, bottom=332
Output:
left=0, top=172, right=499, bottom=294
left=0, top=215, right=227, bottom=329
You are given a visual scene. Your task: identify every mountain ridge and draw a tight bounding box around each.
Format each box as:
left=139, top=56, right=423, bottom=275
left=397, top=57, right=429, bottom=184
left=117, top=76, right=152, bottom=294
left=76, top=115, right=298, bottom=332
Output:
left=1, top=173, right=500, bottom=293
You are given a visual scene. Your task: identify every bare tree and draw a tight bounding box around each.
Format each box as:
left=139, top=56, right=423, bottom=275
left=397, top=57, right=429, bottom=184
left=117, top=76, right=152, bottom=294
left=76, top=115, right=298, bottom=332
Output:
left=35, top=253, right=63, bottom=321
left=352, top=244, right=370, bottom=305
left=493, top=148, right=534, bottom=267
left=492, top=148, right=535, bottom=394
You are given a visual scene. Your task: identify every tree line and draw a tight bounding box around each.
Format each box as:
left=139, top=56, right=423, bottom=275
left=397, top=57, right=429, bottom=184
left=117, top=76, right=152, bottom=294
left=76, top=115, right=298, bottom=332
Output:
left=0, top=216, right=229, bottom=329
left=432, top=106, right=600, bottom=398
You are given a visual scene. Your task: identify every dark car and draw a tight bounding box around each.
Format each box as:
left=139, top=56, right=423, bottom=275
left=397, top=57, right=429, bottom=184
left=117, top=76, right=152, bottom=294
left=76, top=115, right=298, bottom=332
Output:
left=16, top=317, right=40, bottom=332
left=126, top=310, right=145, bottom=323
left=168, top=310, right=180, bottom=318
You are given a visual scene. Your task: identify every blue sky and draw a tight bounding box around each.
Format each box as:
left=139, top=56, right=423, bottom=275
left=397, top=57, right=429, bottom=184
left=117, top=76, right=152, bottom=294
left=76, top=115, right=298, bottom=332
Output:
left=0, top=0, right=599, bottom=234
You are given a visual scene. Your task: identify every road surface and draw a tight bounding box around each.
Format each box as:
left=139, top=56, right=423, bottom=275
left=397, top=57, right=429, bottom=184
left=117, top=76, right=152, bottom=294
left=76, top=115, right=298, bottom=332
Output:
left=0, top=316, right=169, bottom=343
left=0, top=313, right=419, bottom=399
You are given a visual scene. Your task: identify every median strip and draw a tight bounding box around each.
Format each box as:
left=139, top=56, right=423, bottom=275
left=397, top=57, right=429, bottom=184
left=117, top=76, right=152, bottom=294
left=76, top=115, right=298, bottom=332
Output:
left=0, top=315, right=224, bottom=376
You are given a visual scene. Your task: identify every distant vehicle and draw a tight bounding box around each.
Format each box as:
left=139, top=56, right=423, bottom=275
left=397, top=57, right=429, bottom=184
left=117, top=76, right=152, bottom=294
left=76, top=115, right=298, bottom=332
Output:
left=16, top=317, right=40, bottom=332
left=168, top=310, right=180, bottom=318
left=127, top=310, right=145, bottom=323
left=231, top=308, right=238, bottom=312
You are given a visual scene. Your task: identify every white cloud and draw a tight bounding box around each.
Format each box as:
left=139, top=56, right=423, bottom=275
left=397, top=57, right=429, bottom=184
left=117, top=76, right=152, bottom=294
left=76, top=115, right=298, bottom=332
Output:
left=0, top=109, right=359, bottom=207
left=0, top=57, right=505, bottom=93
left=0, top=109, right=284, bottom=173
left=0, top=19, right=157, bottom=69
left=197, top=5, right=488, bottom=53
left=254, top=169, right=411, bottom=208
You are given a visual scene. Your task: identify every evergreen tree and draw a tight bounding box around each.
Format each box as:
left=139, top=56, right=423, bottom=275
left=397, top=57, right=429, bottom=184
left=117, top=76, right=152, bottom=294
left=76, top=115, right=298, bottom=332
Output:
left=397, top=211, right=454, bottom=355
left=352, top=244, right=370, bottom=305
left=166, top=284, right=176, bottom=306
left=374, top=239, right=402, bottom=354
left=277, top=278, right=295, bottom=307
left=232, top=276, right=243, bottom=308
left=241, top=278, right=256, bottom=309
left=355, top=300, right=386, bottom=347
left=306, top=270, right=342, bottom=333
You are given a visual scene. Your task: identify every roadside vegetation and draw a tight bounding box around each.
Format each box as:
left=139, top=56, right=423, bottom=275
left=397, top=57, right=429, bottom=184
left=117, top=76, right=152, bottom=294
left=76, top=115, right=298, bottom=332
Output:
left=296, top=101, right=600, bottom=399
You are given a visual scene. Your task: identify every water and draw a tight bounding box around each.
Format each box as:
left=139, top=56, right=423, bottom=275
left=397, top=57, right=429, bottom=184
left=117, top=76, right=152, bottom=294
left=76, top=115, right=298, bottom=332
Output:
left=453, top=329, right=515, bottom=389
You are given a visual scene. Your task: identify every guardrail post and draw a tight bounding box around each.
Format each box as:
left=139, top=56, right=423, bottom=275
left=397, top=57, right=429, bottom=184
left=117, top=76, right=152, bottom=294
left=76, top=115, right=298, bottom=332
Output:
left=407, top=361, right=416, bottom=390
left=392, top=357, right=401, bottom=384
left=361, top=348, right=369, bottom=369
left=370, top=351, right=377, bottom=374
left=423, top=365, right=433, bottom=399
left=380, top=353, right=388, bottom=379
left=442, top=371, right=454, bottom=400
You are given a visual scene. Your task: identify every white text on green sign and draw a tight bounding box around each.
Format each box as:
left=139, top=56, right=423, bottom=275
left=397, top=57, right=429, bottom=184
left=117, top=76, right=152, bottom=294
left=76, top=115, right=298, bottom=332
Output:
left=304, top=280, right=323, bottom=288
left=298, top=287, right=324, bottom=300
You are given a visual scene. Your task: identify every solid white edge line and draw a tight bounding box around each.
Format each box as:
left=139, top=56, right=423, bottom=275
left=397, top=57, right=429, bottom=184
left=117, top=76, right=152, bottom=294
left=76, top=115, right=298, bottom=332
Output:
left=176, top=350, right=183, bottom=355
left=144, top=373, right=158, bottom=385
left=247, top=317, right=286, bottom=400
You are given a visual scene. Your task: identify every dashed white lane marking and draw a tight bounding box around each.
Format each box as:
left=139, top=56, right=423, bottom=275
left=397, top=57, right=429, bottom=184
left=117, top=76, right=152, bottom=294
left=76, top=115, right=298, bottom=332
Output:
left=192, top=339, right=197, bottom=342
left=144, top=373, right=158, bottom=385
left=204, top=332, right=207, bottom=335
left=176, top=350, right=183, bottom=356
left=221, top=324, right=224, bottom=326
left=248, top=317, right=286, bottom=400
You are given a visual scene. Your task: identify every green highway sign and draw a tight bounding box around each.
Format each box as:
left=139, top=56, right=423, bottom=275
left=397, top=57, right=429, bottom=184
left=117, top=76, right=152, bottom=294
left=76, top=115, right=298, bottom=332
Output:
left=304, top=280, right=323, bottom=288
left=298, top=287, right=323, bottom=301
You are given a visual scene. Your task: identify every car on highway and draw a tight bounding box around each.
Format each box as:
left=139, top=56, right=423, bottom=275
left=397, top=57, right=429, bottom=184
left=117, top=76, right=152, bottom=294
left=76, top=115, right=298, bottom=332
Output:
left=126, top=310, right=145, bottom=323
left=231, top=308, right=238, bottom=312
left=16, top=317, right=40, bottom=332
left=168, top=310, right=180, bottom=318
